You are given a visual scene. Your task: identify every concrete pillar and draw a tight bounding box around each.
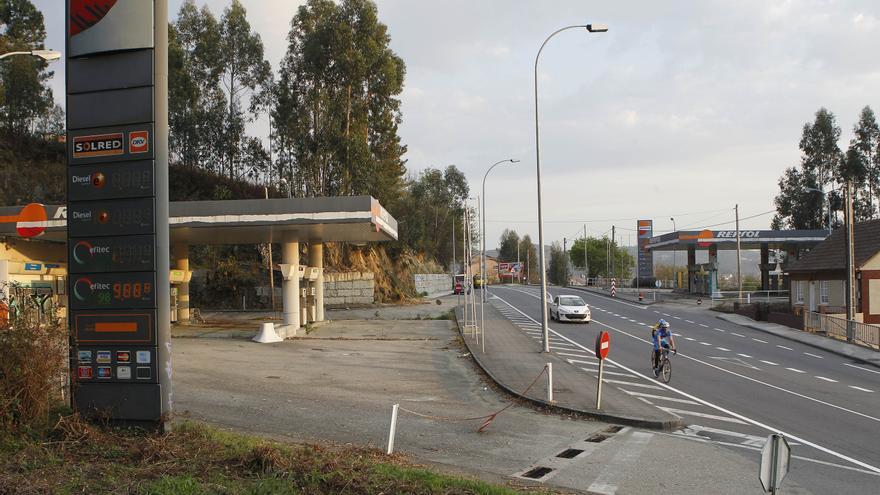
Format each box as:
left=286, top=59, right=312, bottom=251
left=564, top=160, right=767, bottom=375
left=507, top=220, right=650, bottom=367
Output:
left=760, top=245, right=770, bottom=291
left=687, top=246, right=696, bottom=293
left=173, top=244, right=190, bottom=322
left=282, top=242, right=300, bottom=328
left=309, top=243, right=324, bottom=322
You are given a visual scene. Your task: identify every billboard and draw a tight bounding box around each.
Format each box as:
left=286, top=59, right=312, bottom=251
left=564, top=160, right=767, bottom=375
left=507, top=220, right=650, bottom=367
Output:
left=497, top=262, right=523, bottom=279
left=637, top=220, right=654, bottom=280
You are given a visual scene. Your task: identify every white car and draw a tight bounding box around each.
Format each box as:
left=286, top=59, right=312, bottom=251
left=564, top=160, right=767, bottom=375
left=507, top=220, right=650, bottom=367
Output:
left=549, top=295, right=591, bottom=323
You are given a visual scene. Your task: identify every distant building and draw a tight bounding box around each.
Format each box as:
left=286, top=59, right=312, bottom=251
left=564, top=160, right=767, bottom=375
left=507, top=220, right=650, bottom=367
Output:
left=787, top=219, right=880, bottom=323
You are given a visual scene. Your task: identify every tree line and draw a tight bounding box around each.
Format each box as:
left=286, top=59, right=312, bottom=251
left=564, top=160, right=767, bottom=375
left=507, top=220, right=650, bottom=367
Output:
left=0, top=0, right=64, bottom=141
left=773, top=106, right=880, bottom=229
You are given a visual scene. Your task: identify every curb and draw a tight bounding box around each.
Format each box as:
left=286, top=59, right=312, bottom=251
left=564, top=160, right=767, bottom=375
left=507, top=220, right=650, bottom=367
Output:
left=455, top=316, right=681, bottom=431
left=715, top=313, right=880, bottom=369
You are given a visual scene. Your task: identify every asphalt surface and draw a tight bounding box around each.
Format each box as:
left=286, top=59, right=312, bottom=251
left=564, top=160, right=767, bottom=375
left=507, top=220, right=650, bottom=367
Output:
left=487, top=285, right=880, bottom=495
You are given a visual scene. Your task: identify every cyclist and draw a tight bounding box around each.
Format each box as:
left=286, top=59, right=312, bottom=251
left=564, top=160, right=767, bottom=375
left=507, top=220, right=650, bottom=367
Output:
left=651, top=319, right=677, bottom=375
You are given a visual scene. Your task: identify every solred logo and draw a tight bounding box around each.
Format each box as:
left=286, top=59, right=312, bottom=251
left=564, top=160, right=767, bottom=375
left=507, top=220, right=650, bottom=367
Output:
left=129, top=131, right=149, bottom=154
left=73, top=133, right=124, bottom=158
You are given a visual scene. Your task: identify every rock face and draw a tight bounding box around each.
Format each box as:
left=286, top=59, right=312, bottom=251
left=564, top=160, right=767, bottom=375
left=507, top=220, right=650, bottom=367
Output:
left=413, top=273, right=452, bottom=296
left=324, top=272, right=375, bottom=306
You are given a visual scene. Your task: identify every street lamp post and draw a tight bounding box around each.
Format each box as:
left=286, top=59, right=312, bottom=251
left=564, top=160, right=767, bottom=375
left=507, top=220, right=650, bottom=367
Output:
left=482, top=158, right=519, bottom=303
left=0, top=49, right=62, bottom=61
left=670, top=217, right=676, bottom=287
left=534, top=23, right=608, bottom=353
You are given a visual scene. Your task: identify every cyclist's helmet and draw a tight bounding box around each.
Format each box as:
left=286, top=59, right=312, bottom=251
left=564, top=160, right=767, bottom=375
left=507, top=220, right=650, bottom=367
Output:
left=658, top=319, right=669, bottom=329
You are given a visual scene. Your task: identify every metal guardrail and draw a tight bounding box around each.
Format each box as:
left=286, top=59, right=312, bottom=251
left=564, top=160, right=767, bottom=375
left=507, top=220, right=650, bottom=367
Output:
left=804, top=311, right=880, bottom=350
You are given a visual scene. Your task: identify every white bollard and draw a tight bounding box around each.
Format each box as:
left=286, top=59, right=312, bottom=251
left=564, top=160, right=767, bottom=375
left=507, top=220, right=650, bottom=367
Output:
left=252, top=322, right=283, bottom=343
left=386, top=403, right=399, bottom=455
left=546, top=363, right=554, bottom=403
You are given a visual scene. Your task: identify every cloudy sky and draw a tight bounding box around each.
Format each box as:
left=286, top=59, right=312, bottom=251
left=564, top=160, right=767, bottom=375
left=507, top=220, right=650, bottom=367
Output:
left=36, top=0, right=880, bottom=249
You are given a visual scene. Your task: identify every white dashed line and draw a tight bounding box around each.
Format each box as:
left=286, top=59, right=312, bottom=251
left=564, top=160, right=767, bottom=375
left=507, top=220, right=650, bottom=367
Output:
left=685, top=337, right=695, bottom=341
left=777, top=345, right=793, bottom=351
left=849, top=386, right=874, bottom=393
left=760, top=360, right=779, bottom=366
left=731, top=332, right=746, bottom=338
left=716, top=347, right=731, bottom=352
left=673, top=316, right=682, bottom=320
left=843, top=363, right=880, bottom=375
left=700, top=342, right=711, bottom=346
left=786, top=368, right=806, bottom=374
left=662, top=313, right=671, bottom=317
left=816, top=376, right=838, bottom=383
left=685, top=320, right=695, bottom=324
left=804, top=352, right=824, bottom=359
left=737, top=354, right=752, bottom=358
left=673, top=333, right=683, bottom=337
left=714, top=328, right=725, bottom=332
left=752, top=338, right=768, bottom=344
left=699, top=324, right=709, bottom=328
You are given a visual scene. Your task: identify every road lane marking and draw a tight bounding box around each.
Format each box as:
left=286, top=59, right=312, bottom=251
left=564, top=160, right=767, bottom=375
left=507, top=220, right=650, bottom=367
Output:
left=673, top=333, right=683, bottom=336
left=816, top=376, right=837, bottom=383
left=685, top=337, right=695, bottom=341
left=714, top=328, right=725, bottom=332
left=662, top=313, right=670, bottom=316
left=699, top=324, right=709, bottom=328
left=673, top=316, right=681, bottom=320
left=843, top=363, right=880, bottom=375
left=731, top=332, right=745, bottom=338
left=492, top=289, right=880, bottom=473
left=786, top=368, right=806, bottom=374
left=760, top=361, right=779, bottom=366
left=685, top=320, right=695, bottom=324
left=678, top=424, right=767, bottom=447
left=556, top=352, right=592, bottom=359
left=777, top=345, right=793, bottom=350
left=849, top=386, right=874, bottom=393
left=601, top=378, right=664, bottom=390
left=586, top=431, right=653, bottom=495
left=657, top=407, right=747, bottom=425
left=804, top=352, right=824, bottom=359
left=716, top=347, right=730, bottom=352
left=619, top=390, right=701, bottom=405
left=586, top=369, right=635, bottom=378
left=752, top=338, right=768, bottom=343
left=737, top=353, right=752, bottom=358
left=700, top=342, right=711, bottom=346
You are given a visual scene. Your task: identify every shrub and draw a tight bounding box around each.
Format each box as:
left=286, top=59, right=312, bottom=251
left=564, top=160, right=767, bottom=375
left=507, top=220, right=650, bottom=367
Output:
left=0, top=287, right=68, bottom=431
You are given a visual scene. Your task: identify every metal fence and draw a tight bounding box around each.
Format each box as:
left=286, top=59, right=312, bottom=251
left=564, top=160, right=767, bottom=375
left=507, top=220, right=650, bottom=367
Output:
left=804, top=311, right=880, bottom=350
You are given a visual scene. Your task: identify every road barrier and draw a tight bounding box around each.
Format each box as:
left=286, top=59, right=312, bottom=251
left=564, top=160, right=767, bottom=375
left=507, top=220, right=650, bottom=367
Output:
left=384, top=365, right=550, bottom=454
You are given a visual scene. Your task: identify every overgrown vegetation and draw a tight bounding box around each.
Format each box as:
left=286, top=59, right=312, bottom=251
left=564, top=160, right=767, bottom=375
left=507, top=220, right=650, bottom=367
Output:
left=0, top=419, right=542, bottom=495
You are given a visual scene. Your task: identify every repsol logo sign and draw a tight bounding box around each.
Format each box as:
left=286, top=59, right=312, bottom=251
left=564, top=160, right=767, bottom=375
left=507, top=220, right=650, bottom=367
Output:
left=72, top=133, right=124, bottom=158
left=715, top=231, right=760, bottom=239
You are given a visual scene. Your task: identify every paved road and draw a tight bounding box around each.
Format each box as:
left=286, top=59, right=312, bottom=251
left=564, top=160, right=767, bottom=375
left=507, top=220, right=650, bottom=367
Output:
left=488, top=285, right=880, bottom=495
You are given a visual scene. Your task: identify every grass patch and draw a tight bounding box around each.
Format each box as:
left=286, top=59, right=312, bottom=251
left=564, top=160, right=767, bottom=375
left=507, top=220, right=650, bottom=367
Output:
left=0, top=417, right=546, bottom=494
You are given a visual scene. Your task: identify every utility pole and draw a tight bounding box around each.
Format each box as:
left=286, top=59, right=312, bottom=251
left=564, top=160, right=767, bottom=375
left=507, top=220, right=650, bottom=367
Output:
left=584, top=224, right=589, bottom=286
left=453, top=216, right=458, bottom=305
left=736, top=204, right=743, bottom=302
left=845, top=181, right=856, bottom=341
left=517, top=240, right=521, bottom=284
left=527, top=248, right=530, bottom=284
left=611, top=225, right=616, bottom=279
left=563, top=237, right=567, bottom=287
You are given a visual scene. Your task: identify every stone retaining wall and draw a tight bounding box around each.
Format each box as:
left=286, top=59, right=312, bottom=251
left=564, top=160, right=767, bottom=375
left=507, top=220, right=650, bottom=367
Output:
left=324, top=272, right=375, bottom=307
left=414, top=273, right=452, bottom=296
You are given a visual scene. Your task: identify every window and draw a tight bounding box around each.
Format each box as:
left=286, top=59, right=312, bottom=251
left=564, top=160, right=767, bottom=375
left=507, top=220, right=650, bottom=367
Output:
left=820, top=280, right=829, bottom=305
left=795, top=281, right=804, bottom=303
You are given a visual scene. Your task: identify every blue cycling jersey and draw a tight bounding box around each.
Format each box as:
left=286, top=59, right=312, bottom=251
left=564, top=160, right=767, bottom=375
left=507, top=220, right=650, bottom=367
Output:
left=652, top=327, right=671, bottom=350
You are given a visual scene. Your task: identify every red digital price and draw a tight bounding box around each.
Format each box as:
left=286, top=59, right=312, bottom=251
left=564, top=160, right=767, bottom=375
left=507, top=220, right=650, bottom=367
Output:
left=113, top=282, right=152, bottom=301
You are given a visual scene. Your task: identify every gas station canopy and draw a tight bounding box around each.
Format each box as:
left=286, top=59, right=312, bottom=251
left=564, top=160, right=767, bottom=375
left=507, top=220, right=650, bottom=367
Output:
left=646, top=229, right=828, bottom=252
left=0, top=196, right=398, bottom=245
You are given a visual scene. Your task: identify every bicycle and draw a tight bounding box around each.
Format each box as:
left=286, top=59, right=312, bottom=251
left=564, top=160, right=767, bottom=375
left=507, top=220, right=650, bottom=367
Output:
left=652, top=347, right=674, bottom=383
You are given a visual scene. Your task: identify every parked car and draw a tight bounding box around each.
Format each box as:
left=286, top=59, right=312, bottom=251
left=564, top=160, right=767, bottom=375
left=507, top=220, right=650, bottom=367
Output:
left=473, top=273, right=485, bottom=288
left=549, top=295, right=591, bottom=323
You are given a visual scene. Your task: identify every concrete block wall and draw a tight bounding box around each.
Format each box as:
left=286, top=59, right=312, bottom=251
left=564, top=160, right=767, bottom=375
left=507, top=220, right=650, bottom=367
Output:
left=414, top=273, right=452, bottom=296
left=324, top=272, right=375, bottom=306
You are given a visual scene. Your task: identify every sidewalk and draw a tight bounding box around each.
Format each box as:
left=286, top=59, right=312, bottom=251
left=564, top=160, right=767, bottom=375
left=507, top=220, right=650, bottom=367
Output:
left=716, top=313, right=880, bottom=368
left=457, top=302, right=681, bottom=430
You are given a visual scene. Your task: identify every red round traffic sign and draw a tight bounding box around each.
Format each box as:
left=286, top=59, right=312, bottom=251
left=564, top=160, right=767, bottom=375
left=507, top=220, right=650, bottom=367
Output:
left=595, top=331, right=611, bottom=360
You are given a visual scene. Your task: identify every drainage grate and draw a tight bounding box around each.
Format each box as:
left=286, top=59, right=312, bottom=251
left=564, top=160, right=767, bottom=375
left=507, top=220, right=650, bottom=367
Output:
left=555, top=448, right=584, bottom=459
left=521, top=467, right=554, bottom=479
left=586, top=425, right=625, bottom=443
